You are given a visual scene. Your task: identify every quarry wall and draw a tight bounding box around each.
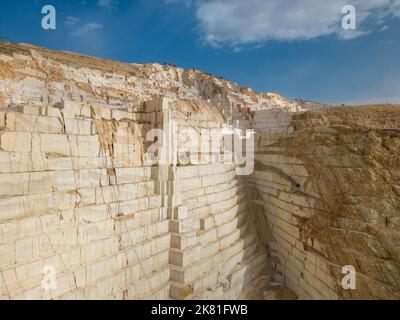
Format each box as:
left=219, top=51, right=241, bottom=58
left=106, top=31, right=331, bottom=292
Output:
left=0, top=98, right=269, bottom=300
left=249, top=106, right=400, bottom=300
left=0, top=100, right=170, bottom=299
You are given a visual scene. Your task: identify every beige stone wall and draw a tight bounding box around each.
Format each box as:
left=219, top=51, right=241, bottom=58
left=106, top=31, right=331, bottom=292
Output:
left=250, top=106, right=400, bottom=300
left=172, top=163, right=268, bottom=299
left=250, top=109, right=294, bottom=133
left=0, top=98, right=269, bottom=300
left=167, top=99, right=269, bottom=300
left=0, top=100, right=171, bottom=299
left=251, top=133, right=338, bottom=299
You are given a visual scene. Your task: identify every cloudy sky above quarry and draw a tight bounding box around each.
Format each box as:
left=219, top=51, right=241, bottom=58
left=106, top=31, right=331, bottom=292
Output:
left=0, top=0, right=399, bottom=104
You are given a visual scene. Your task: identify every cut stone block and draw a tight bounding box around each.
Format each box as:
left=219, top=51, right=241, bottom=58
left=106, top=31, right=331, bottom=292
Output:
left=0, top=112, right=5, bottom=129
left=31, top=133, right=71, bottom=156
left=0, top=132, right=32, bottom=152
left=61, top=101, right=91, bottom=119
left=5, top=113, right=63, bottom=133
left=174, top=206, right=188, bottom=220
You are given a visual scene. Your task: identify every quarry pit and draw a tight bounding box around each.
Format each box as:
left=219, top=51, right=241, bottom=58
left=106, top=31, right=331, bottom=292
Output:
left=0, top=42, right=399, bottom=300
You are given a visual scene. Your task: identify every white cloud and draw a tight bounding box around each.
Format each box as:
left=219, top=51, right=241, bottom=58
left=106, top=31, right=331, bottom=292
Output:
left=337, top=29, right=370, bottom=40
left=393, top=0, right=400, bottom=16
left=167, top=0, right=400, bottom=47
left=70, top=23, right=104, bottom=37
left=165, top=0, right=192, bottom=6
left=98, top=0, right=118, bottom=9
left=65, top=16, right=80, bottom=28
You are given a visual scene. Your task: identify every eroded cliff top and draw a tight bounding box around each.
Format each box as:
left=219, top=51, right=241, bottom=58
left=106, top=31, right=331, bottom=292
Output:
left=0, top=41, right=308, bottom=116
left=1, top=41, right=398, bottom=131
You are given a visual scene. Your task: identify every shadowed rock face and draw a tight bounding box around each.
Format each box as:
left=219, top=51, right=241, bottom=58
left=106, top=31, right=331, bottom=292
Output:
left=0, top=42, right=399, bottom=300
left=291, top=107, right=400, bottom=299
left=252, top=106, right=400, bottom=299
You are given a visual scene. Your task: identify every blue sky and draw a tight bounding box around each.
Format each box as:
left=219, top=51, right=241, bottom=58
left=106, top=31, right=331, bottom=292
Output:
left=0, top=0, right=399, bottom=104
